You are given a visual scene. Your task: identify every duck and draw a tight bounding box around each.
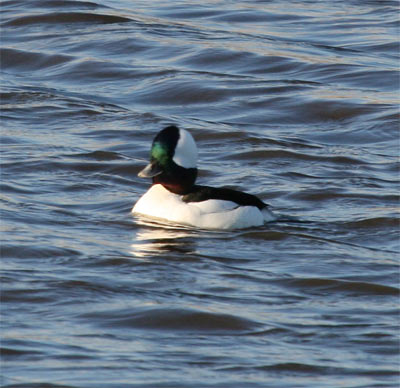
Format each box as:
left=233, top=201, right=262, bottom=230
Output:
left=132, top=125, right=276, bottom=230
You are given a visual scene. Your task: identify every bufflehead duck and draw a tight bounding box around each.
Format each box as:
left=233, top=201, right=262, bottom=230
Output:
left=132, top=125, right=276, bottom=229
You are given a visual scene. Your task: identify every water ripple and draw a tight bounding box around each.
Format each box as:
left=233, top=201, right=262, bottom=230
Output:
left=1, top=0, right=398, bottom=387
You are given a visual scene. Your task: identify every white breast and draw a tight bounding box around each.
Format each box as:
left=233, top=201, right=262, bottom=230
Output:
left=132, top=184, right=268, bottom=230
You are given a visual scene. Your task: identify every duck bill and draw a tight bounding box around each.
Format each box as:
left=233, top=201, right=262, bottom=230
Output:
left=138, top=161, right=163, bottom=178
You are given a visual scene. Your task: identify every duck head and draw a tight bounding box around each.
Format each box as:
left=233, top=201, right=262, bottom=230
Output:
left=138, top=125, right=198, bottom=195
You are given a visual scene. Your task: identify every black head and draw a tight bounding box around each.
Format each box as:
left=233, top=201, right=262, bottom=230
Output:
left=138, top=126, right=198, bottom=195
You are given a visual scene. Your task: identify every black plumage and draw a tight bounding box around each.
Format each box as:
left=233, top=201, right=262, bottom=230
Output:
left=182, top=185, right=268, bottom=210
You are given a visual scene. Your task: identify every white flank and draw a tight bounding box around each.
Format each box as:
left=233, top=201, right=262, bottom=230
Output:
left=132, top=184, right=269, bottom=230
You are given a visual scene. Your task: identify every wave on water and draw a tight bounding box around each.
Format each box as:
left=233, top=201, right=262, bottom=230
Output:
left=1, top=0, right=399, bottom=387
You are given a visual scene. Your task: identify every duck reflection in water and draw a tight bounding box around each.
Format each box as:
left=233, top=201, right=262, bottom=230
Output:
left=130, top=216, right=199, bottom=259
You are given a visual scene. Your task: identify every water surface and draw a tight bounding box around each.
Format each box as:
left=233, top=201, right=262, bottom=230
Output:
left=1, top=0, right=399, bottom=387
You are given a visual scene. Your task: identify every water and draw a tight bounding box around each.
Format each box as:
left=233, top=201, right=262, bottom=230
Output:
left=1, top=0, right=399, bottom=387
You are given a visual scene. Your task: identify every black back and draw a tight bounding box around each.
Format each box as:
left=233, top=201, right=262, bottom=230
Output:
left=182, top=185, right=267, bottom=210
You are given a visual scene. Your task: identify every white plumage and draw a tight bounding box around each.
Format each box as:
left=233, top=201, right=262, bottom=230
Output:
left=133, top=184, right=275, bottom=230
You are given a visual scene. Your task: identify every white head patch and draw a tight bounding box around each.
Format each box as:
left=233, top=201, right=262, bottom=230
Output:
left=173, top=129, right=198, bottom=169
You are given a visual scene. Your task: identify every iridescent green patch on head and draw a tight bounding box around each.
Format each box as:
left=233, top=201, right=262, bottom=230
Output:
left=151, top=141, right=170, bottom=165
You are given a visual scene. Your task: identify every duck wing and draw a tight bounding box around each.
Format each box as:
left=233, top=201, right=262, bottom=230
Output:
left=182, top=185, right=268, bottom=210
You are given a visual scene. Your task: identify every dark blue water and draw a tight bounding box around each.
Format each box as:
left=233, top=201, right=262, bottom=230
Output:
left=1, top=1, right=399, bottom=387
